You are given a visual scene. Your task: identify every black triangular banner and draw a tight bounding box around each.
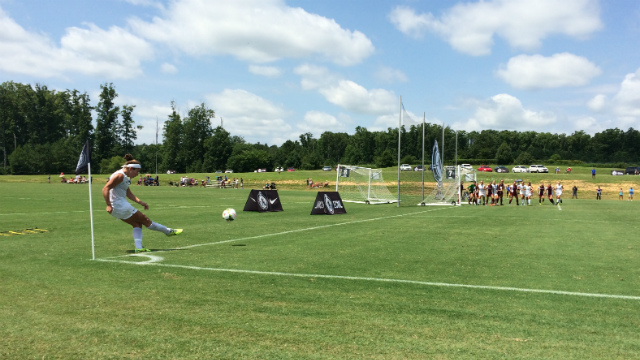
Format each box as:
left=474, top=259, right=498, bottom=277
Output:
left=243, top=190, right=283, bottom=212
left=310, top=192, right=347, bottom=215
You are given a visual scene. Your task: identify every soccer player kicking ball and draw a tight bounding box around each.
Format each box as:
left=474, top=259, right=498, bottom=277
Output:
left=103, top=154, right=183, bottom=253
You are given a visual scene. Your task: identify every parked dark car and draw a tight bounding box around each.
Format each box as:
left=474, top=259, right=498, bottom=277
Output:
left=625, top=166, right=640, bottom=175
left=494, top=166, right=509, bottom=173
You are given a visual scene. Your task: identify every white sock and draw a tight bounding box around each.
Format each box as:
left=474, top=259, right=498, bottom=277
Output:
left=133, top=227, right=143, bottom=249
left=148, top=222, right=170, bottom=235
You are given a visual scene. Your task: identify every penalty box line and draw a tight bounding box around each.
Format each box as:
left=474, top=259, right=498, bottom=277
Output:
left=177, top=206, right=455, bottom=250
left=98, top=206, right=454, bottom=260
left=94, top=257, right=640, bottom=301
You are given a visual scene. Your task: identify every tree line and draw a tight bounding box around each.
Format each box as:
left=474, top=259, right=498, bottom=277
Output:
left=1, top=80, right=639, bottom=175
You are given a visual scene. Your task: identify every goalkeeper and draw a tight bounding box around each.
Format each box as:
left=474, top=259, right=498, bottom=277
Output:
left=467, top=181, right=476, bottom=205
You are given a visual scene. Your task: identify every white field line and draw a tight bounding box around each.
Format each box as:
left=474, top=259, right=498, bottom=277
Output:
left=95, top=256, right=640, bottom=301
left=94, top=205, right=640, bottom=301
left=97, top=206, right=454, bottom=261
left=165, top=206, right=453, bottom=250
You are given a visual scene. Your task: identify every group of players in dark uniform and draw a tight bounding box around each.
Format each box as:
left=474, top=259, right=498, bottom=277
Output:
left=463, top=179, right=564, bottom=206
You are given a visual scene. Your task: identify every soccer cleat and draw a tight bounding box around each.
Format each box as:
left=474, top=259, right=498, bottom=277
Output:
left=135, top=247, right=151, bottom=253
left=167, top=228, right=183, bottom=237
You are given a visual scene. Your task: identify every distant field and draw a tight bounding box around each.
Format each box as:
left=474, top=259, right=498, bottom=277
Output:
left=1, top=178, right=639, bottom=359
left=4, top=165, right=638, bottom=200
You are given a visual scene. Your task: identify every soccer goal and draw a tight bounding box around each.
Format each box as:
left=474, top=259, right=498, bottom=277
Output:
left=335, top=165, right=397, bottom=204
left=417, top=165, right=470, bottom=206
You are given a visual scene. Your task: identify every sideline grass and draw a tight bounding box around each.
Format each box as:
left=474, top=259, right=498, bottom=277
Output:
left=1, top=181, right=640, bottom=359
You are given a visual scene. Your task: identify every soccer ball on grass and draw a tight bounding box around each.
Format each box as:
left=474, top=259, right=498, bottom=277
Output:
left=222, top=208, right=237, bottom=222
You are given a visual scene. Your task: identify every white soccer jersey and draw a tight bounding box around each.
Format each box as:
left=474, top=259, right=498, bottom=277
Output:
left=109, top=169, right=130, bottom=204
left=556, top=184, right=563, bottom=196
left=478, top=184, right=486, bottom=196
left=525, top=185, right=532, bottom=197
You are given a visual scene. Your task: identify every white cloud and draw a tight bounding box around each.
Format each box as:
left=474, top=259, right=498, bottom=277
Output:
left=611, top=69, right=640, bottom=119
left=587, top=94, right=607, bottom=112
left=389, top=0, right=602, bottom=56
left=248, top=65, right=282, bottom=78
left=129, top=0, right=374, bottom=66
left=496, top=53, right=601, bottom=89
left=296, top=111, right=346, bottom=136
left=586, top=68, right=640, bottom=129
left=294, top=65, right=397, bottom=116
left=453, top=94, right=557, bottom=131
left=206, top=89, right=293, bottom=144
left=0, top=7, right=153, bottom=79
left=160, top=62, right=178, bottom=74
left=319, top=80, right=397, bottom=116
left=375, top=66, right=408, bottom=84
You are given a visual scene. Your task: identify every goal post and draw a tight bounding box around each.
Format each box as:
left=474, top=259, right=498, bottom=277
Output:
left=335, top=165, right=397, bottom=204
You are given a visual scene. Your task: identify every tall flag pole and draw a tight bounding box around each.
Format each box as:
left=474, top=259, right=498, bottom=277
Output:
left=397, top=96, right=402, bottom=207
left=155, top=117, right=159, bottom=177
left=421, top=112, right=425, bottom=203
left=75, top=140, right=95, bottom=260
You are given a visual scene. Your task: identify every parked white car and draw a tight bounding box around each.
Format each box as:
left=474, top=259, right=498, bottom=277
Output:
left=512, top=165, right=529, bottom=173
left=529, top=165, right=549, bottom=173
left=400, top=164, right=412, bottom=171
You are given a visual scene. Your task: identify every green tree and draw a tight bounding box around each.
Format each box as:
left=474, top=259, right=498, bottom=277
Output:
left=181, top=103, right=214, bottom=172
left=162, top=101, right=183, bottom=172
left=514, top=151, right=533, bottom=165
left=495, top=142, right=514, bottom=165
left=94, top=83, right=120, bottom=169
left=203, top=126, right=233, bottom=171
left=119, top=105, right=140, bottom=155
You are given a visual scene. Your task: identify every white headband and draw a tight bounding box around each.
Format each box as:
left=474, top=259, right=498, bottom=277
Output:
left=124, top=164, right=142, bottom=169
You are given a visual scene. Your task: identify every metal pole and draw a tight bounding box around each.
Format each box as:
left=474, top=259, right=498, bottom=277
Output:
left=442, top=122, right=445, bottom=166
left=88, top=163, right=95, bottom=260
left=397, top=96, right=401, bottom=207
left=421, top=112, right=425, bottom=203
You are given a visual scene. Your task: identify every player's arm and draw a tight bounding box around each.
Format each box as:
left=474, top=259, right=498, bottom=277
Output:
left=126, top=188, right=149, bottom=210
left=102, top=173, right=123, bottom=213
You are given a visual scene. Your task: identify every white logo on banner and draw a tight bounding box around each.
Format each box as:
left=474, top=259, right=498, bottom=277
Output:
left=257, top=191, right=268, bottom=210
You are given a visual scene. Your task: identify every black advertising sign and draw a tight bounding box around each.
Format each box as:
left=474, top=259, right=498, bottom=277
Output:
left=243, top=190, right=283, bottom=212
left=310, top=192, right=347, bottom=215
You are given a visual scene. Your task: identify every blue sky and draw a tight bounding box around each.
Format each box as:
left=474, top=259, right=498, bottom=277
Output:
left=1, top=0, right=639, bottom=145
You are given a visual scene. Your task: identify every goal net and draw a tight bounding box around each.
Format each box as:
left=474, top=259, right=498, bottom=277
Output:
left=335, top=165, right=397, bottom=204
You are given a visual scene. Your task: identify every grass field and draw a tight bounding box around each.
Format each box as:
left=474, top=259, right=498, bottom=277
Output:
left=1, top=169, right=640, bottom=359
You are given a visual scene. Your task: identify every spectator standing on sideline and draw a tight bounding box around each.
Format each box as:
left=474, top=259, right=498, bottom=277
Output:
left=619, top=188, right=624, bottom=200
left=572, top=185, right=578, bottom=199
left=629, top=187, right=634, bottom=201
left=592, top=168, right=596, bottom=179
left=596, top=186, right=602, bottom=200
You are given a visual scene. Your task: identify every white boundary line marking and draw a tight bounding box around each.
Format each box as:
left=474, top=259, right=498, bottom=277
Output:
left=98, top=206, right=454, bottom=261
left=174, top=206, right=453, bottom=250
left=95, top=257, right=640, bottom=301
left=94, top=205, right=640, bottom=301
